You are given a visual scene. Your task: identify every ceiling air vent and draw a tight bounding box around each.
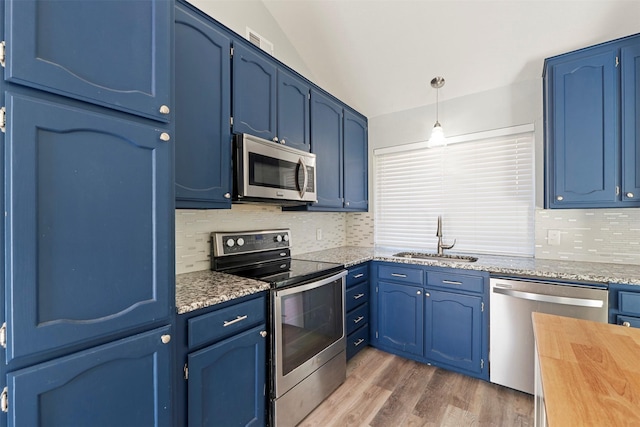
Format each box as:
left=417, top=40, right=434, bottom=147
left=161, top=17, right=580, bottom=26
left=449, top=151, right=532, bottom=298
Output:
left=246, top=27, right=274, bottom=55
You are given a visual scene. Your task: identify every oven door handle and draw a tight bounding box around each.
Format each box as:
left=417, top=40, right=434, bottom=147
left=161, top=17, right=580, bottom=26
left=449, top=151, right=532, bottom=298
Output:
left=492, top=287, right=605, bottom=308
left=298, top=156, right=308, bottom=198
left=275, top=269, right=348, bottom=297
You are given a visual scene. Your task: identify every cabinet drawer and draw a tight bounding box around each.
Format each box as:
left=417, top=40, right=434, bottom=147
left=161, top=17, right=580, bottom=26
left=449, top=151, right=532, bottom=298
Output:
left=617, top=315, right=640, bottom=328
left=378, top=264, right=424, bottom=285
left=346, top=282, right=369, bottom=312
left=427, top=271, right=484, bottom=294
left=347, top=264, right=369, bottom=288
left=346, top=303, right=369, bottom=336
left=346, top=323, right=369, bottom=360
left=188, top=297, right=265, bottom=349
left=619, top=291, right=640, bottom=316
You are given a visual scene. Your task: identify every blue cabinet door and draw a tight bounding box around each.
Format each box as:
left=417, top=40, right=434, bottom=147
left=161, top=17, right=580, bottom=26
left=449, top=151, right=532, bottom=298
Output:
left=6, top=325, right=172, bottom=427
left=377, top=282, right=423, bottom=356
left=175, top=3, right=232, bottom=208
left=4, top=93, right=172, bottom=364
left=424, top=289, right=483, bottom=376
left=277, top=69, right=311, bottom=152
left=310, top=90, right=344, bottom=208
left=232, top=42, right=277, bottom=140
left=547, top=47, right=618, bottom=207
left=4, top=0, right=172, bottom=122
left=343, top=109, right=368, bottom=211
left=188, top=325, right=266, bottom=427
left=622, top=43, right=640, bottom=203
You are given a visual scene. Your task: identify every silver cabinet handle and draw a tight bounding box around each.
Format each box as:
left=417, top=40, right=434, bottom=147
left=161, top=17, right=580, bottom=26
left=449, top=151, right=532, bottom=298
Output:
left=353, top=273, right=364, bottom=279
left=161, top=334, right=171, bottom=344
left=354, top=316, right=364, bottom=324
left=353, top=293, right=365, bottom=300
left=556, top=195, right=563, bottom=201
left=159, top=105, right=170, bottom=115
left=272, top=137, right=279, bottom=143
left=223, top=315, right=248, bottom=327
left=281, top=139, right=286, bottom=145
left=442, top=280, right=462, bottom=285
left=417, top=290, right=421, bottom=295
left=260, top=330, right=267, bottom=337
left=623, top=321, right=631, bottom=327
left=425, top=292, right=430, bottom=297
left=224, top=193, right=231, bottom=199
left=492, top=287, right=604, bottom=308
left=626, top=192, right=634, bottom=198
left=354, top=338, right=365, bottom=347
left=391, top=273, right=407, bottom=278
left=159, top=132, right=170, bottom=142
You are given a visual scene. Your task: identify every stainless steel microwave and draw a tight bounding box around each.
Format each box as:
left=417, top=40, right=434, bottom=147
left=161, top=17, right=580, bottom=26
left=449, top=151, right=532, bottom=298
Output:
left=234, top=134, right=317, bottom=204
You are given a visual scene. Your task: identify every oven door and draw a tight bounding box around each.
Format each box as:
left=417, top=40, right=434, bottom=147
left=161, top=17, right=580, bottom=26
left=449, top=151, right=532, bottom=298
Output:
left=273, top=270, right=347, bottom=397
left=236, top=133, right=317, bottom=203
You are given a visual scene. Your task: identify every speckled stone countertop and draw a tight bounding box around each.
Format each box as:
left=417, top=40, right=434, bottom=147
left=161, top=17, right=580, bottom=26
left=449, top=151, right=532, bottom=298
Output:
left=295, top=246, right=640, bottom=286
left=175, top=270, right=270, bottom=314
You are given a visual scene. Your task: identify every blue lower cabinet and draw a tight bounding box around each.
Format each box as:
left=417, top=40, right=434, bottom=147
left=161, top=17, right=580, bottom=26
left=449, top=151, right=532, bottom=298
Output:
left=376, top=281, right=424, bottom=357
left=346, top=324, right=369, bottom=360
left=424, top=289, right=483, bottom=375
left=6, top=326, right=172, bottom=427
left=187, top=325, right=266, bottom=427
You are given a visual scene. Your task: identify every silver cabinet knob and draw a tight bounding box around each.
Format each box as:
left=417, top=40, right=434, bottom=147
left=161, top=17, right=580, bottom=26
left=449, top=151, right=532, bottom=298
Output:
left=556, top=195, right=564, bottom=201
left=281, top=139, right=286, bottom=145
left=623, top=321, right=631, bottom=327
left=224, top=193, right=231, bottom=199
left=272, top=137, right=279, bottom=143
left=626, top=192, right=634, bottom=198
left=425, top=292, right=431, bottom=297
left=161, top=334, right=171, bottom=344
left=260, top=331, right=267, bottom=337
left=159, top=132, right=170, bottom=142
left=345, top=201, right=350, bottom=206
left=416, top=291, right=421, bottom=295
left=159, top=105, right=170, bottom=115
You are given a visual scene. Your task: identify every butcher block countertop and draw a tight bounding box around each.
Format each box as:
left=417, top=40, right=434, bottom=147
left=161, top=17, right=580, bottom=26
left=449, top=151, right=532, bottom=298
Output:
left=532, top=313, right=640, bottom=426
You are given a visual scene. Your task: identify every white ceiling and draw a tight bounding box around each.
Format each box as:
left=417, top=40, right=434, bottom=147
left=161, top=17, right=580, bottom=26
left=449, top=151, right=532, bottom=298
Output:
left=261, top=0, right=640, bottom=118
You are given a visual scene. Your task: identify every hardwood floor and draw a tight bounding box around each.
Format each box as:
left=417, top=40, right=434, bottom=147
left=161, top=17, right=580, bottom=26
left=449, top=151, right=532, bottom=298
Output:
left=298, top=347, right=534, bottom=427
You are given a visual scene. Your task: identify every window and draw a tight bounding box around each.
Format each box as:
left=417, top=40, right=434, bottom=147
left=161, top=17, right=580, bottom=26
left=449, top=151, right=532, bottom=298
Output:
left=374, top=126, right=534, bottom=256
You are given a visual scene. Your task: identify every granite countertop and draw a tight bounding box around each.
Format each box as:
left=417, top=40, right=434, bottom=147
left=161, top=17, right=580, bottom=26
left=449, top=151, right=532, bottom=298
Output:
left=295, top=246, right=640, bottom=285
left=532, top=313, right=640, bottom=425
left=175, top=270, right=270, bottom=314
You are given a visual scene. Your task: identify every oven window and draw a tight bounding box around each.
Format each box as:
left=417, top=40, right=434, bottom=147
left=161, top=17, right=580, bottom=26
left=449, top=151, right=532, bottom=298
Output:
left=249, top=153, right=315, bottom=192
left=280, top=278, right=343, bottom=376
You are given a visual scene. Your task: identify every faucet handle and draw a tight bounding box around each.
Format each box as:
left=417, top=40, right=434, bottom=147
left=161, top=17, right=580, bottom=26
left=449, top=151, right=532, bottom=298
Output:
left=441, top=239, right=456, bottom=250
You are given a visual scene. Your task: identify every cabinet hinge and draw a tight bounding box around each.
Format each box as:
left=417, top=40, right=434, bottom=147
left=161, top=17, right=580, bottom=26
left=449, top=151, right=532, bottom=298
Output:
left=0, top=322, right=6, bottom=348
left=375, top=331, right=379, bottom=339
left=183, top=363, right=189, bottom=380
left=0, top=41, right=5, bottom=68
left=616, top=186, right=620, bottom=196
left=0, top=107, right=6, bottom=133
left=615, top=56, right=619, bottom=67
left=230, top=116, right=234, bottom=127
left=230, top=46, right=234, bottom=58
left=481, top=359, right=484, bottom=370
left=481, top=302, right=484, bottom=312
left=0, top=387, right=7, bottom=413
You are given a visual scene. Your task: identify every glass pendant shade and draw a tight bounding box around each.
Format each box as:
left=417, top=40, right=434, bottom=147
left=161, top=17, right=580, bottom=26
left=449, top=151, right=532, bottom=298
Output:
left=428, top=121, right=446, bottom=147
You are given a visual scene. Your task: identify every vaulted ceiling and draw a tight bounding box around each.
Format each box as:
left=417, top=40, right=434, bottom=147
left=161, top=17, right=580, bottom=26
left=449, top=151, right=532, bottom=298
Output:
left=261, top=0, right=640, bottom=118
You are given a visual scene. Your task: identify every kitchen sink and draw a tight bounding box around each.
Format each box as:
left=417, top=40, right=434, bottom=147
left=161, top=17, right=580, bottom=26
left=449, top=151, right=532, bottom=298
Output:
left=393, top=252, right=478, bottom=263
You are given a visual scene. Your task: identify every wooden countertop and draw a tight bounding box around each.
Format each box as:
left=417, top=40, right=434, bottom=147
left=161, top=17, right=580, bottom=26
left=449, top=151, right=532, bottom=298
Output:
left=532, top=313, right=640, bottom=426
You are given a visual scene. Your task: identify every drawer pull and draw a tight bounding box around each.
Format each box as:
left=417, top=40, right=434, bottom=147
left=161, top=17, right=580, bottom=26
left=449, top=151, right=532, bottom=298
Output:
left=442, top=280, right=462, bottom=285
left=353, top=316, right=365, bottom=324
left=353, top=293, right=365, bottom=300
left=391, top=273, right=407, bottom=278
left=623, top=321, right=631, bottom=327
left=223, top=315, right=248, bottom=327
left=353, top=273, right=364, bottom=279
left=354, top=338, right=365, bottom=347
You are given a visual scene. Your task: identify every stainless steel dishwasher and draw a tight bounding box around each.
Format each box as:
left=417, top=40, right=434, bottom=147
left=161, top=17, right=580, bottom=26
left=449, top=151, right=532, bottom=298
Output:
left=489, top=277, right=608, bottom=395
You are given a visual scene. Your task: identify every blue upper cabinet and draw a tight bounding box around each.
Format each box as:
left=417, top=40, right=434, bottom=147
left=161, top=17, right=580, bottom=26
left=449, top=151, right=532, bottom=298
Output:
left=4, top=0, right=172, bottom=122
left=175, top=3, right=232, bottom=209
left=7, top=326, right=172, bottom=427
left=232, top=41, right=278, bottom=140
left=277, top=69, right=311, bottom=151
left=622, top=43, right=640, bottom=202
left=4, top=93, right=172, bottom=364
left=343, top=109, right=368, bottom=211
left=544, top=33, right=640, bottom=208
left=310, top=89, right=345, bottom=209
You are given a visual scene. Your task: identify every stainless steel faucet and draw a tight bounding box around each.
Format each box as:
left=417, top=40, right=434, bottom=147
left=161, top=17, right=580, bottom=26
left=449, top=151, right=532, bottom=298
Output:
left=436, top=215, right=456, bottom=256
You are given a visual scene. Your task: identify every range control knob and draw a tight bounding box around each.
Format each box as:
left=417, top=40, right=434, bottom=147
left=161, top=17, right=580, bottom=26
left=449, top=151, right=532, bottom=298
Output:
left=275, top=235, right=283, bottom=243
left=226, top=238, right=235, bottom=248
left=237, top=237, right=245, bottom=246
left=283, top=234, right=289, bottom=242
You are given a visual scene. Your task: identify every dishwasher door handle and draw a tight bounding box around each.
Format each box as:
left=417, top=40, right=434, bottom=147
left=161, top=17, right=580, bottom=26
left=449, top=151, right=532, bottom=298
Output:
left=492, top=287, right=605, bottom=308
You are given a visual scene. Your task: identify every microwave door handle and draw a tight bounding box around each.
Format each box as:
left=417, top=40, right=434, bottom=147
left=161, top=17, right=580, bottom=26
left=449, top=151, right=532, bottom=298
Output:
left=298, top=157, right=308, bottom=198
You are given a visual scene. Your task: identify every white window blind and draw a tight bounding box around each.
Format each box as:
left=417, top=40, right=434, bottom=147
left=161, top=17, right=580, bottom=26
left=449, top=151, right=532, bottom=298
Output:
left=374, top=130, right=534, bottom=256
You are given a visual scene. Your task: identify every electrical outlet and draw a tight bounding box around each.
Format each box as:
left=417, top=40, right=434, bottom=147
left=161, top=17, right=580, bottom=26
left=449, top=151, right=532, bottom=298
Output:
left=316, top=228, right=323, bottom=241
left=547, top=229, right=561, bottom=246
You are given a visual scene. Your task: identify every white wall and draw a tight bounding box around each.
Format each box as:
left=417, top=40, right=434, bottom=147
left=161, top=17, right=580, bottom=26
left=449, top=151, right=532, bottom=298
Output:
left=186, top=0, right=314, bottom=80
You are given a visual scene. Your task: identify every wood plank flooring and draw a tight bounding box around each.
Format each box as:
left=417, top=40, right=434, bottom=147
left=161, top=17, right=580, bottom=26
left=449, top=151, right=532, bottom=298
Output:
left=298, top=347, right=533, bottom=427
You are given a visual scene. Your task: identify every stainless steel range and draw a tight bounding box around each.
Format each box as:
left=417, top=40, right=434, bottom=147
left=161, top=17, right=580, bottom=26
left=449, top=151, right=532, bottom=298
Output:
left=211, top=229, right=347, bottom=427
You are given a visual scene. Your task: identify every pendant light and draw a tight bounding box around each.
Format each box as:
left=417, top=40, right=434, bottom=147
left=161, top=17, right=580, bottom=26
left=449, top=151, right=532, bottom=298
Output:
left=428, top=76, right=446, bottom=147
